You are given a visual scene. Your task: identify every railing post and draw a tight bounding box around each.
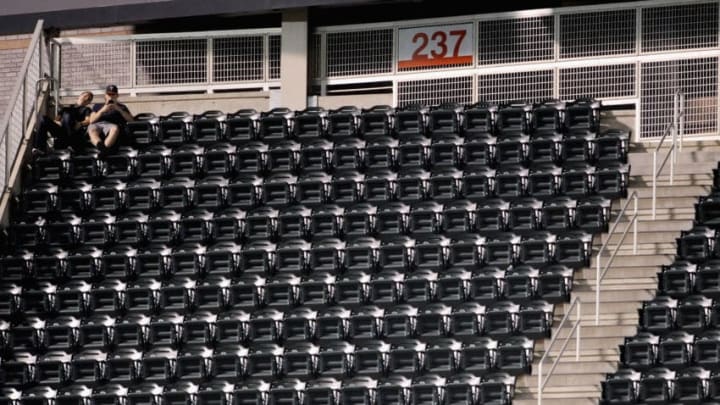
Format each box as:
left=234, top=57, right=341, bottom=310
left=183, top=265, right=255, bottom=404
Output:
left=576, top=300, right=581, bottom=361
left=652, top=150, right=657, bottom=220
left=537, top=362, right=542, bottom=405
left=633, top=194, right=638, bottom=255
left=679, top=92, right=685, bottom=152
left=595, top=255, right=600, bottom=326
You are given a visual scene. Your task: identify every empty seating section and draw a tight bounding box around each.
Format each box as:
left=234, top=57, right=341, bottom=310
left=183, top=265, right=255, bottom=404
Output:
left=601, top=162, right=720, bottom=405
left=2, top=99, right=629, bottom=405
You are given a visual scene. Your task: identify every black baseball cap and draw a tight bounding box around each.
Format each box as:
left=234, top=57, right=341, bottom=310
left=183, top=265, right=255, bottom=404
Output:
left=105, top=84, right=118, bottom=94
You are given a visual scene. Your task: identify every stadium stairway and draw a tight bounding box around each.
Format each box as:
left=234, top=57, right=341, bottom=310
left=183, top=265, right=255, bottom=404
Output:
left=513, top=141, right=720, bottom=404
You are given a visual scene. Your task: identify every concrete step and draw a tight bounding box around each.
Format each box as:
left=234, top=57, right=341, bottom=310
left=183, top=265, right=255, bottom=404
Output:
left=600, top=229, right=685, bottom=244
left=578, top=266, right=661, bottom=280
left=632, top=184, right=711, bottom=198
left=517, top=372, right=606, bottom=388
left=627, top=196, right=700, bottom=210
left=513, top=388, right=603, bottom=405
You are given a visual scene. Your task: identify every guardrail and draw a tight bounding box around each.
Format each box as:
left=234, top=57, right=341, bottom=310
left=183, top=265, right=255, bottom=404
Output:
left=595, top=190, right=639, bottom=325
left=652, top=90, right=685, bottom=220
left=537, top=297, right=581, bottom=405
left=0, top=20, right=48, bottom=193
left=51, top=29, right=281, bottom=96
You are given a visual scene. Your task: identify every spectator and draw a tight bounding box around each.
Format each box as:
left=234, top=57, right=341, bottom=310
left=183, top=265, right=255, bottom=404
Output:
left=33, top=90, right=94, bottom=154
left=88, top=84, right=133, bottom=156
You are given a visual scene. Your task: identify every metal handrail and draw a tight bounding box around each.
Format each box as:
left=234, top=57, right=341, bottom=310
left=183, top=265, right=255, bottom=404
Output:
left=537, top=297, right=581, bottom=405
left=0, top=20, right=44, bottom=187
left=652, top=90, right=685, bottom=219
left=595, top=190, right=638, bottom=325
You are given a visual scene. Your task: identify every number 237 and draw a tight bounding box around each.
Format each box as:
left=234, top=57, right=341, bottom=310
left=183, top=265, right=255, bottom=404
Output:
left=411, top=30, right=467, bottom=60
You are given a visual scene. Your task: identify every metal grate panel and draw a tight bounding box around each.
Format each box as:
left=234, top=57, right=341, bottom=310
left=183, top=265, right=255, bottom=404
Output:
left=642, top=3, right=719, bottom=53
left=136, top=39, right=207, bottom=86
left=397, top=76, right=473, bottom=107
left=269, top=35, right=281, bottom=80
left=640, top=58, right=718, bottom=138
left=478, top=16, right=554, bottom=65
left=60, top=41, right=132, bottom=89
left=478, top=70, right=553, bottom=103
left=559, top=9, right=636, bottom=59
left=560, top=64, right=636, bottom=100
left=326, top=29, right=393, bottom=77
left=213, top=36, right=264, bottom=82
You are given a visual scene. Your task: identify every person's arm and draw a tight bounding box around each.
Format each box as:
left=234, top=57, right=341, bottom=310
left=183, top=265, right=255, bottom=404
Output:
left=77, top=108, right=92, bottom=127
left=118, top=105, right=134, bottom=123
left=88, top=104, right=111, bottom=123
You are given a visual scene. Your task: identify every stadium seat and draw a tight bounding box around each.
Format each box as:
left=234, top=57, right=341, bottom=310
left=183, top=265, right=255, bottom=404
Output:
left=316, top=307, right=351, bottom=342
left=428, top=103, right=463, bottom=136
left=496, top=104, right=532, bottom=138
left=601, top=368, right=642, bottom=405
left=485, top=301, right=519, bottom=338
left=103, top=146, right=138, bottom=180
left=299, top=138, right=333, bottom=173
left=32, top=149, right=72, bottom=183
left=259, top=108, right=295, bottom=143
left=126, top=113, right=159, bottom=148
left=565, top=98, right=601, bottom=135
left=203, top=142, right=236, bottom=178
left=327, top=106, right=361, bottom=142
left=676, top=295, right=712, bottom=334
left=175, top=347, right=212, bottom=381
left=136, top=145, right=171, bottom=179
left=678, top=226, right=718, bottom=263
left=639, top=296, right=678, bottom=335
left=540, top=197, right=575, bottom=232
left=638, top=367, right=675, bottom=404
left=169, top=144, right=204, bottom=178
left=192, top=110, right=226, bottom=146
left=238, top=240, right=275, bottom=276
left=397, top=135, right=429, bottom=170
left=697, top=260, right=720, bottom=299
left=477, top=373, right=515, bottom=405
left=462, top=103, right=496, bottom=140
left=495, top=336, right=534, bottom=374
left=224, top=109, right=260, bottom=144
left=296, top=172, right=332, bottom=206
left=658, top=331, right=694, bottom=370
left=158, top=111, right=193, bottom=147
left=293, top=107, right=328, bottom=142
left=538, top=264, right=574, bottom=303
left=360, top=105, right=394, bottom=141
left=429, top=134, right=463, bottom=169
left=395, top=104, right=428, bottom=138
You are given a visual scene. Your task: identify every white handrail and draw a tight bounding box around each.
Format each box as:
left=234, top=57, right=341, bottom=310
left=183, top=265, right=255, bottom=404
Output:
left=0, top=20, right=45, bottom=192
left=652, top=90, right=685, bottom=219
left=595, top=190, right=639, bottom=325
left=537, top=297, right=581, bottom=405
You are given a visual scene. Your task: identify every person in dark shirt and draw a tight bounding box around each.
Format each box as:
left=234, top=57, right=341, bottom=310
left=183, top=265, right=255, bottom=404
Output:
left=33, top=90, right=94, bottom=154
left=87, top=84, right=133, bottom=155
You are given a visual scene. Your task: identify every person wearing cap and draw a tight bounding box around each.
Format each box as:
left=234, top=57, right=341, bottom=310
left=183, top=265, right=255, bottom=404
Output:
left=33, top=91, right=94, bottom=154
left=87, top=84, right=133, bottom=155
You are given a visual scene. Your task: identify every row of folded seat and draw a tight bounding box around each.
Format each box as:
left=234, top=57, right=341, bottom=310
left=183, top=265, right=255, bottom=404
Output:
left=601, top=162, right=720, bottom=405
left=20, top=165, right=627, bottom=217
left=123, top=99, right=614, bottom=148
left=0, top=373, right=516, bottom=405
left=3, top=231, right=592, bottom=271
left=0, top=252, right=575, bottom=299
left=31, top=133, right=626, bottom=182
left=0, top=274, right=560, bottom=321
left=1, top=337, right=531, bottom=386
left=15, top=197, right=610, bottom=237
